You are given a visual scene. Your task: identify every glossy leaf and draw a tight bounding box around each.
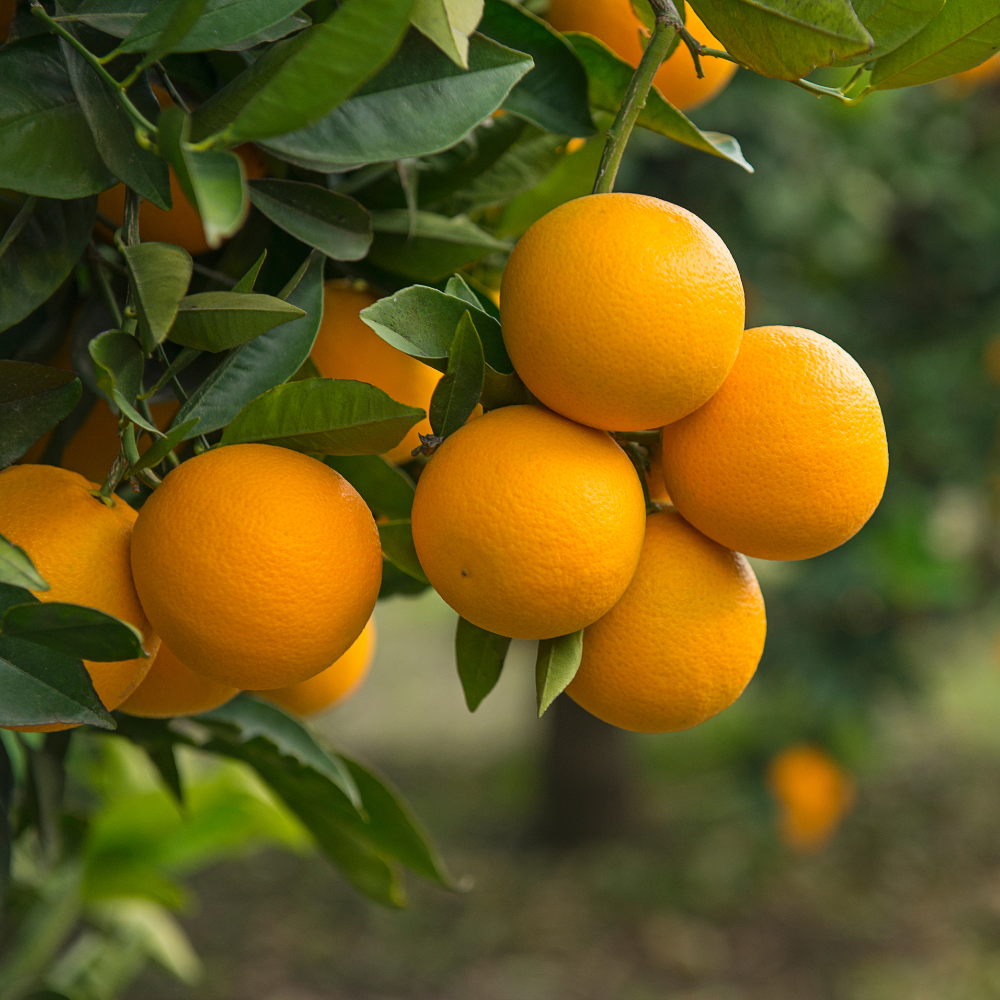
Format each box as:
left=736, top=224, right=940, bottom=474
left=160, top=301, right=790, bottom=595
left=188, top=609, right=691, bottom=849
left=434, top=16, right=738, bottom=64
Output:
left=0, top=361, right=82, bottom=469
left=378, top=520, right=428, bottom=583
left=127, top=418, right=199, bottom=475
left=569, top=35, right=752, bottom=173
left=838, top=0, right=945, bottom=65
left=171, top=250, right=324, bottom=438
left=535, top=629, right=584, bottom=717
left=324, top=455, right=416, bottom=520
left=232, top=249, right=267, bottom=293
left=0, top=537, right=48, bottom=593
left=689, top=0, right=872, bottom=79
left=248, top=179, right=372, bottom=261
left=167, top=291, right=305, bottom=352
left=455, top=616, right=510, bottom=712
left=122, top=0, right=209, bottom=72
left=479, top=0, right=594, bottom=137
left=411, top=0, right=483, bottom=68
left=120, top=242, right=193, bottom=354
left=429, top=311, right=484, bottom=438
left=1, top=603, right=148, bottom=662
left=260, top=31, right=533, bottom=171
left=87, top=331, right=154, bottom=431
left=220, top=379, right=425, bottom=456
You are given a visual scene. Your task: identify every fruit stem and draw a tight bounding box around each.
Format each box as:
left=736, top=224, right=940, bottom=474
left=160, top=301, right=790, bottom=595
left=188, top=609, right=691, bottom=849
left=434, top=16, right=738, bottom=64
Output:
left=592, top=0, right=680, bottom=195
left=97, top=447, right=129, bottom=502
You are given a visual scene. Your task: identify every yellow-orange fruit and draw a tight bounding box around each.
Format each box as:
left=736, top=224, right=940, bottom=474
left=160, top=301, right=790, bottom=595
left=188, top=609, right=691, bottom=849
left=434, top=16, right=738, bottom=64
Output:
left=661, top=326, right=888, bottom=561
left=411, top=405, right=646, bottom=639
left=500, top=193, right=745, bottom=431
left=120, top=642, right=237, bottom=718
left=767, top=744, right=855, bottom=851
left=0, top=465, right=157, bottom=730
left=645, top=446, right=671, bottom=504
left=546, top=0, right=737, bottom=111
left=130, top=444, right=382, bottom=690
left=257, top=618, right=376, bottom=716
left=568, top=510, right=765, bottom=732
left=310, top=282, right=440, bottom=464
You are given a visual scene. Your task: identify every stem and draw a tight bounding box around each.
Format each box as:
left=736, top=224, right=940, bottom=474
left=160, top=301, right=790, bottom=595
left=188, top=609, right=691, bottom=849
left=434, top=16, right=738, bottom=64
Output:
left=88, top=244, right=123, bottom=328
left=98, top=446, right=130, bottom=500
left=155, top=62, right=191, bottom=113
left=592, top=2, right=679, bottom=195
left=0, top=196, right=37, bottom=260
left=790, top=77, right=857, bottom=104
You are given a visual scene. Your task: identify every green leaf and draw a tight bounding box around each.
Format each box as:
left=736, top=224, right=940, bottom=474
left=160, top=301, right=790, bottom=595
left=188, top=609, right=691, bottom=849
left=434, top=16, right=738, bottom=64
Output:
left=379, top=559, right=431, bottom=599
left=568, top=34, right=752, bottom=173
left=248, top=179, right=372, bottom=261
left=0, top=361, right=82, bottom=469
left=411, top=0, right=483, bottom=68
left=324, top=455, right=415, bottom=520
left=158, top=106, right=247, bottom=250
left=455, top=616, right=510, bottom=712
left=59, top=44, right=171, bottom=210
left=109, top=714, right=184, bottom=803
left=87, top=331, right=155, bottom=431
left=220, top=379, right=425, bottom=456
left=232, top=249, right=267, bottom=293
left=837, top=0, right=945, bottom=65
left=0, top=603, right=148, bottom=662
left=127, top=418, right=199, bottom=475
left=121, top=0, right=209, bottom=73
left=378, top=520, right=428, bottom=583
left=444, top=273, right=485, bottom=310
left=869, top=1, right=1000, bottom=89
left=258, top=31, right=533, bottom=171
left=479, top=0, right=594, bottom=137
left=0, top=538, right=48, bottom=593
left=170, top=250, right=324, bottom=437
left=167, top=291, right=305, bottom=352
left=535, top=629, right=583, bottom=717
left=480, top=363, right=533, bottom=410
left=0, top=37, right=116, bottom=198
left=688, top=0, right=872, bottom=79
left=429, top=311, right=484, bottom=438
left=0, top=194, right=96, bottom=334
left=120, top=242, right=193, bottom=354
left=0, top=634, right=115, bottom=730
left=368, top=210, right=509, bottom=283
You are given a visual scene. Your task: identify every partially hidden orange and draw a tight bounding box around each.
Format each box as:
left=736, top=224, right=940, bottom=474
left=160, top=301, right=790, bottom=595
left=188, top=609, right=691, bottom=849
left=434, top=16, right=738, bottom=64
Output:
left=950, top=52, right=1000, bottom=91
left=120, top=641, right=237, bottom=718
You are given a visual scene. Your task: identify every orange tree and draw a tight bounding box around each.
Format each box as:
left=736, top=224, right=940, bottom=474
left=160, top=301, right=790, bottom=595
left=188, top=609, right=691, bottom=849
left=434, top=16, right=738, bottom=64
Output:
left=0, top=0, right=998, bottom=993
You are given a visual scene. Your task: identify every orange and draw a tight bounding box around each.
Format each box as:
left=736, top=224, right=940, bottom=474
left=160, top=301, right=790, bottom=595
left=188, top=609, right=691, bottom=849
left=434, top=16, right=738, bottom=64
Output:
left=567, top=510, right=765, bottom=732
left=661, top=326, right=888, bottom=561
left=0, top=0, right=14, bottom=42
left=130, top=443, right=382, bottom=690
left=951, top=52, right=1000, bottom=91
left=0, top=465, right=157, bottom=731
left=767, top=744, right=855, bottom=851
left=257, top=618, right=376, bottom=716
left=645, top=445, right=671, bottom=504
left=410, top=405, right=646, bottom=639
left=500, top=193, right=745, bottom=431
left=310, top=282, right=440, bottom=464
left=546, top=0, right=737, bottom=111
left=120, top=642, right=237, bottom=718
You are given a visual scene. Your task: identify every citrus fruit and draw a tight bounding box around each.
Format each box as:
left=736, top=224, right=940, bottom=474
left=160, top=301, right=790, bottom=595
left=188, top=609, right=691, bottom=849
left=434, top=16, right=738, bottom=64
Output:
left=660, top=325, right=888, bottom=561
left=257, top=617, right=376, bottom=717
left=500, top=193, right=745, bottom=431
left=130, top=443, right=381, bottom=690
left=310, top=282, right=440, bottom=464
left=767, top=744, right=855, bottom=851
left=0, top=0, right=14, bottom=41
left=951, top=52, right=1000, bottom=91
left=410, top=405, right=646, bottom=639
left=0, top=465, right=158, bottom=730
left=546, top=0, right=737, bottom=111
left=567, top=509, right=765, bottom=733
left=120, top=642, right=237, bottom=718
left=645, top=445, right=671, bottom=504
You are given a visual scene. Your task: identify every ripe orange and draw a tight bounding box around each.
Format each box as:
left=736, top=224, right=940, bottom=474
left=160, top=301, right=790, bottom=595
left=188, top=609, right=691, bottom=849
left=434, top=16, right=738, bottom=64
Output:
left=767, top=744, right=855, bottom=851
left=130, top=443, right=382, bottom=690
left=567, top=509, right=765, bottom=732
left=0, top=465, right=157, bottom=730
left=546, top=0, right=737, bottom=111
left=951, top=52, right=1000, bottom=91
left=411, top=405, right=646, bottom=639
left=500, top=193, right=745, bottom=431
left=120, top=642, right=237, bottom=718
left=660, top=326, right=888, bottom=561
left=310, top=282, right=440, bottom=464
left=645, top=445, right=671, bottom=504
left=257, top=617, right=376, bottom=716
left=0, top=0, right=14, bottom=42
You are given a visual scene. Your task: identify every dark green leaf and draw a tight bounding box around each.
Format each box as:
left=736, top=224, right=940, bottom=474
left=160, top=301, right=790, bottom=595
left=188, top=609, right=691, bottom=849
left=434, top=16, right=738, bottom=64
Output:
left=122, top=0, right=209, bottom=73
left=568, top=34, right=752, bottom=172
left=689, top=0, right=872, bottom=79
left=0, top=361, right=82, bottom=469
left=410, top=0, right=483, bottom=68
left=171, top=250, right=324, bottom=437
left=0, top=737, right=12, bottom=902
left=429, top=311, right=484, bottom=438
left=167, top=291, right=305, bottom=352
left=248, top=180, right=372, bottom=261
left=378, top=520, right=428, bottom=583
left=258, top=31, right=533, bottom=171
left=455, top=616, right=510, bottom=711
left=379, top=559, right=430, bottom=598
left=480, top=364, right=532, bottom=410
left=220, top=379, right=425, bottom=456
left=837, top=0, right=945, bottom=65
left=535, top=629, right=583, bottom=717
left=120, top=242, right=193, bottom=354
left=87, top=331, right=155, bottom=431
left=232, top=249, right=267, bottom=293
left=0, top=537, right=48, bottom=593
left=479, top=0, right=594, bottom=136
left=1, top=603, right=148, bottom=662
left=220, top=11, right=309, bottom=49
left=109, top=714, right=184, bottom=803
left=324, top=455, right=416, bottom=520
left=127, top=418, right=199, bottom=474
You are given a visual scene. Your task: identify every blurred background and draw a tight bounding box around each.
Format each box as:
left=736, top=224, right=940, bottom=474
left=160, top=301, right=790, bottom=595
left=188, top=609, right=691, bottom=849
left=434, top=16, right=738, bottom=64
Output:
left=102, top=63, right=1000, bottom=1000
